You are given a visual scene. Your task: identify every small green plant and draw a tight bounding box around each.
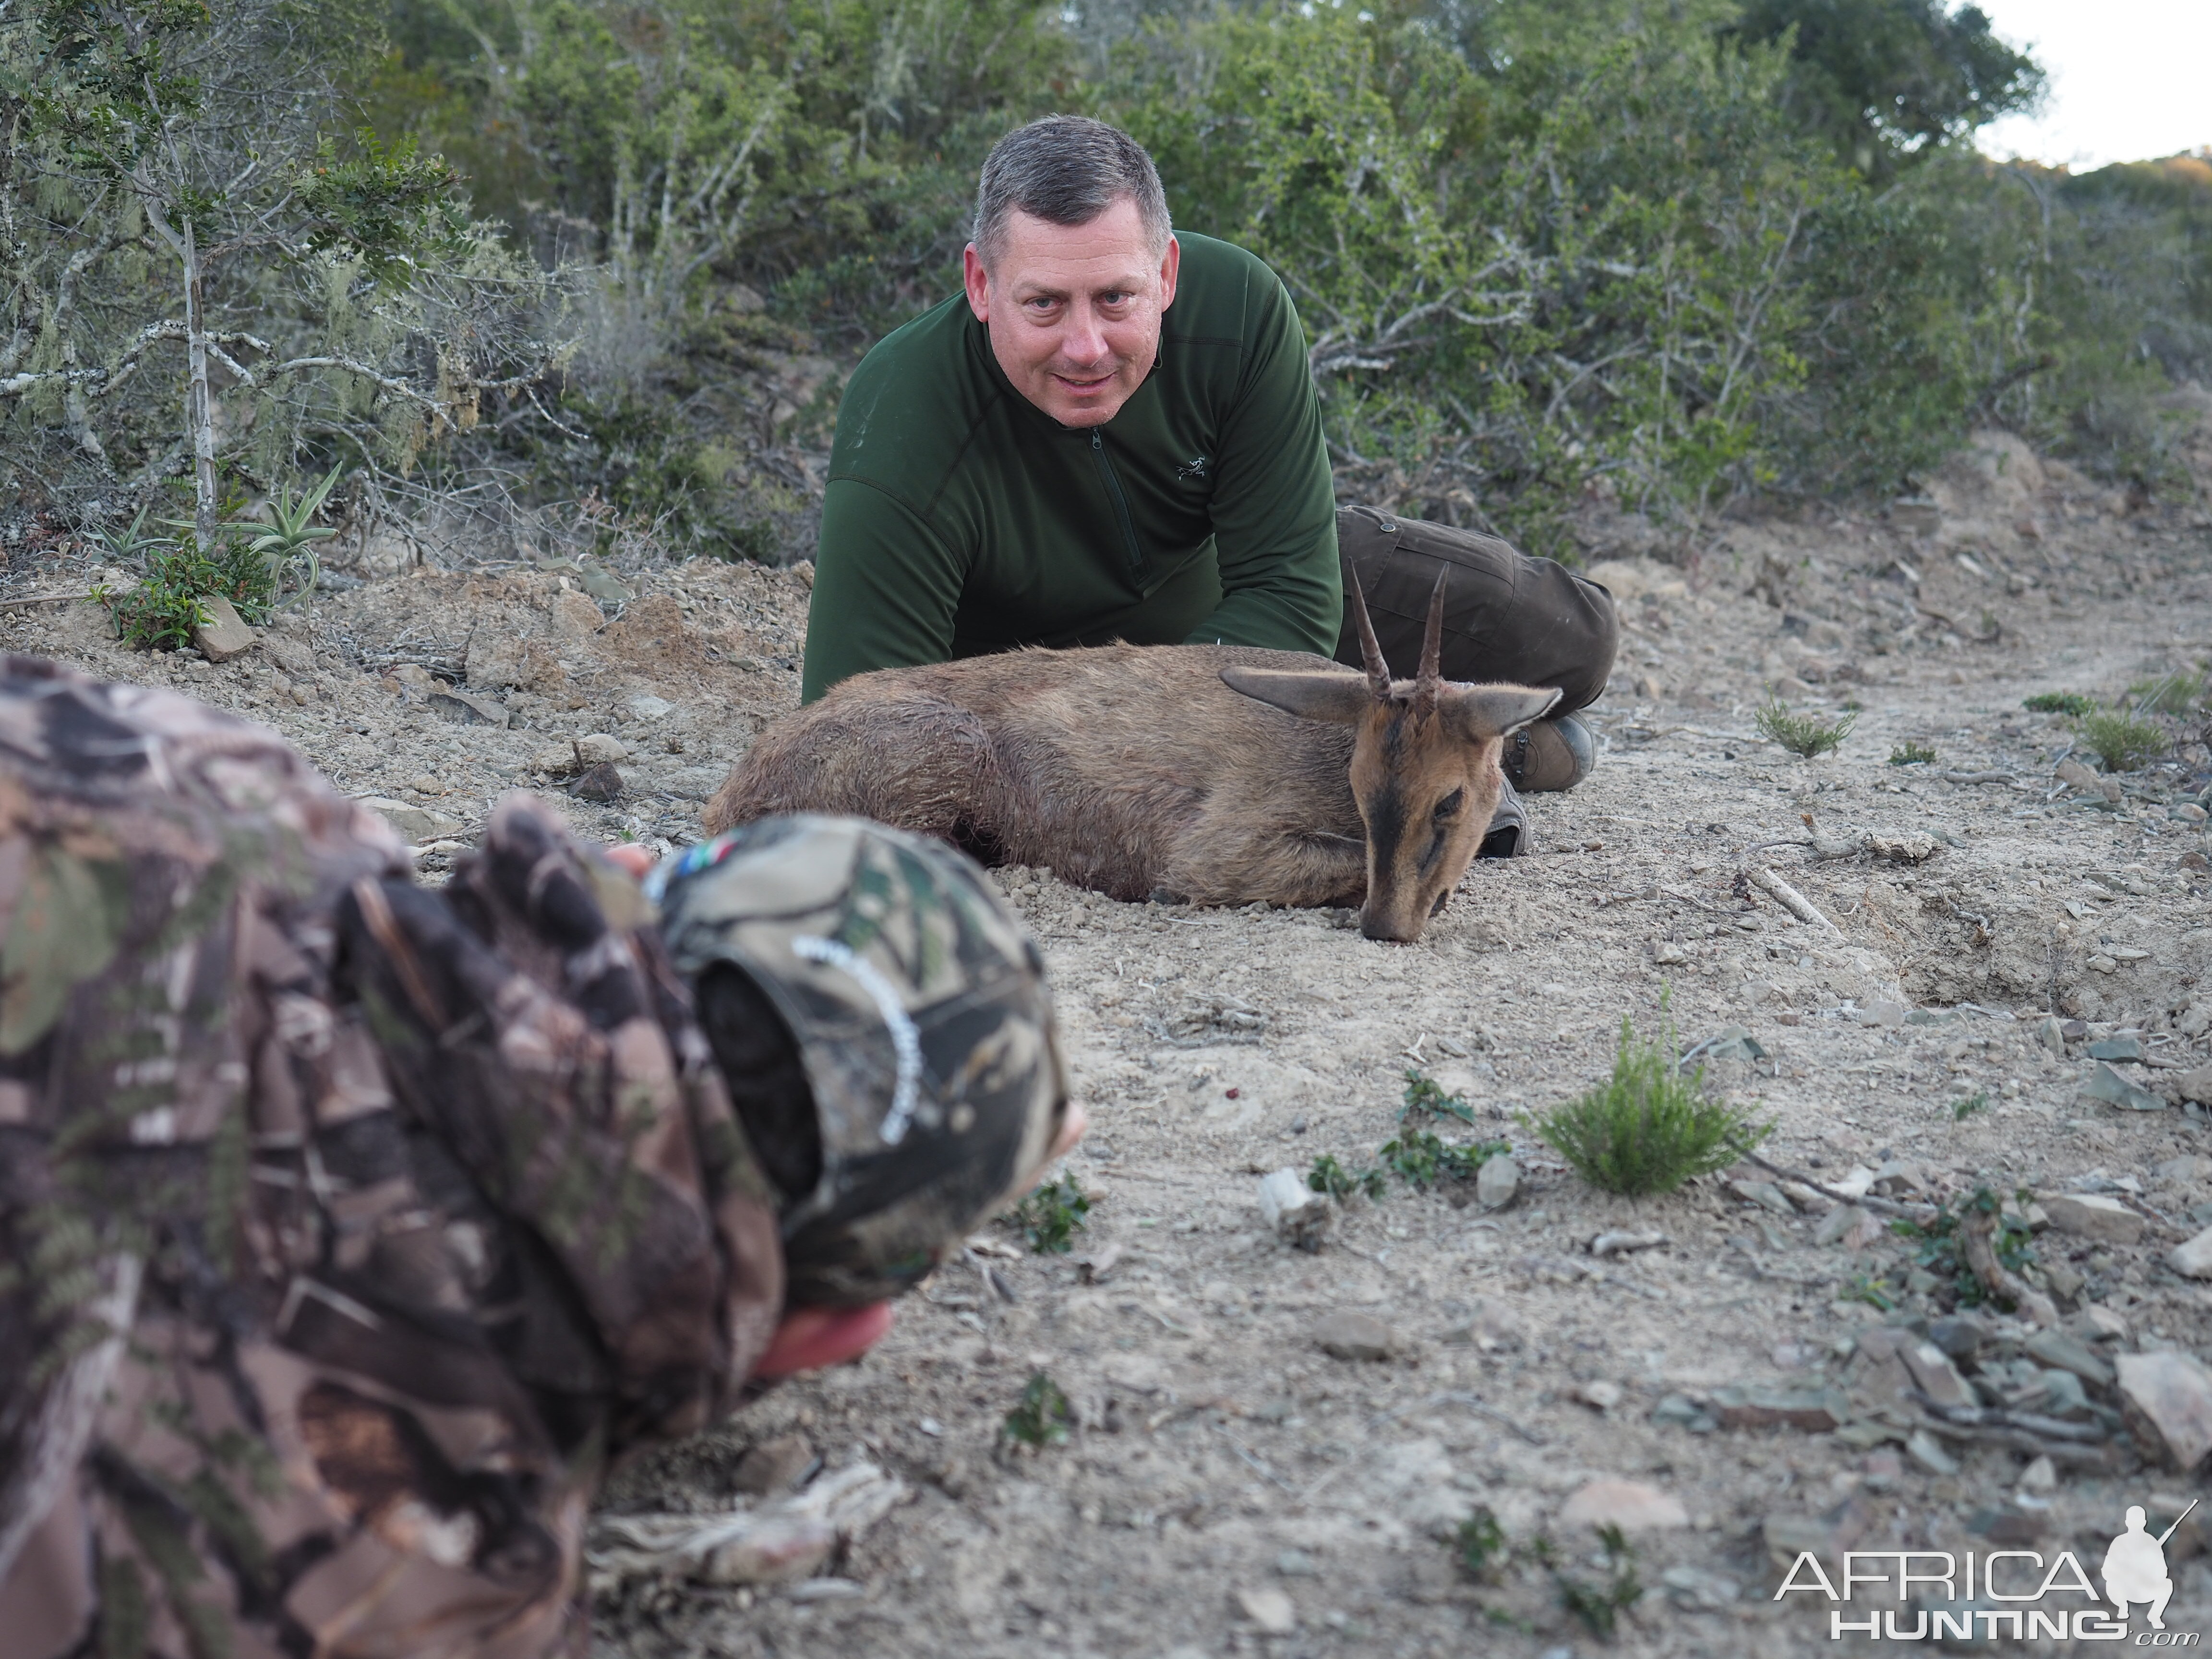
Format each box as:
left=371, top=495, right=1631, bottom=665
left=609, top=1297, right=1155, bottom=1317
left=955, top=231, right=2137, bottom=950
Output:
left=2128, top=668, right=2207, bottom=715
left=1402, top=1068, right=1477, bottom=1126
left=1888, top=740, right=1938, bottom=766
left=247, top=464, right=342, bottom=609
left=1754, top=700, right=1855, bottom=758
left=2075, top=709, right=2167, bottom=772
left=1308, top=1153, right=1386, bottom=1203
left=1529, top=1014, right=1772, bottom=1196
left=1007, top=1174, right=1090, bottom=1254
left=1840, top=1273, right=1897, bottom=1311
left=2023, top=691, right=2096, bottom=717
left=1453, top=1506, right=1508, bottom=1581
left=1002, top=1371, right=1073, bottom=1448
left=1952, top=1091, right=1989, bottom=1121
left=1889, top=1186, right=2034, bottom=1310
left=1379, top=1129, right=1510, bottom=1190
left=1528, top=1526, right=1643, bottom=1638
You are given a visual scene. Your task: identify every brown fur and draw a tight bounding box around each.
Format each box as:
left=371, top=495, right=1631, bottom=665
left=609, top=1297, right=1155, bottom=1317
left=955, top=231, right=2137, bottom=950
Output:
left=704, top=610, right=1559, bottom=943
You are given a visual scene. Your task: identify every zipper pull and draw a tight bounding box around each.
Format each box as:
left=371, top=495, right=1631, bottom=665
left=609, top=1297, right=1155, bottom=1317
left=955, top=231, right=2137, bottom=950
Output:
left=1092, top=432, right=1102, bottom=451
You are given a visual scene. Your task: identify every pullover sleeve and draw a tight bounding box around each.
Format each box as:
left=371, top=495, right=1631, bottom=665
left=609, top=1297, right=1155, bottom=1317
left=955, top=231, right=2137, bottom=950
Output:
left=801, top=478, right=968, bottom=703
left=1184, top=270, right=1341, bottom=653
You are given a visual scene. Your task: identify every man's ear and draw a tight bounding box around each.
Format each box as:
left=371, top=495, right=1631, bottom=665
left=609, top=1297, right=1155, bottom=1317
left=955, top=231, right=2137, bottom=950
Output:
left=1158, top=234, right=1181, bottom=311
left=1440, top=684, right=1562, bottom=743
left=963, top=243, right=991, bottom=323
left=1220, top=666, right=1371, bottom=726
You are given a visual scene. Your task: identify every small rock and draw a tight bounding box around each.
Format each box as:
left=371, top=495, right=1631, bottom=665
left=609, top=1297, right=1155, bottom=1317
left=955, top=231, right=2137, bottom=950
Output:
left=1437, top=1297, right=1522, bottom=1350
left=1709, top=1385, right=1850, bottom=1431
left=1235, top=1587, right=1297, bottom=1635
left=551, top=589, right=606, bottom=640
left=2056, top=758, right=2104, bottom=793
left=2023, top=1328, right=2115, bottom=1389
left=1865, top=833, right=1938, bottom=865
left=732, top=1432, right=816, bottom=1496
left=1827, top=1166, right=1877, bottom=1199
left=2035, top=1016, right=2069, bottom=1056
left=2086, top=1061, right=2166, bottom=1112
left=573, top=733, right=628, bottom=765
left=2019, top=1455, right=2056, bottom=1492
left=2177, top=1066, right=2212, bottom=1106
left=1558, top=1479, right=1689, bottom=1533
left=1815, top=1205, right=1881, bottom=1248
left=2156, top=1154, right=2212, bottom=1184
left=628, top=693, right=677, bottom=722
left=1578, top=1381, right=1624, bottom=1412
left=2039, top=1192, right=2145, bottom=1243
left=2087, top=1035, right=2146, bottom=1062
left=1475, top=1154, right=1520, bottom=1211
left=2072, top=1304, right=2130, bottom=1342
left=1900, top=1342, right=1978, bottom=1410
left=2039, top=1368, right=2093, bottom=1419
left=2088, top=954, right=2119, bottom=974
left=1653, top=940, right=1688, bottom=965
left=191, top=594, right=257, bottom=662
left=1727, top=1178, right=1796, bottom=1215
left=2116, top=1351, right=2212, bottom=1473
left=1313, top=1309, right=1397, bottom=1362
left=1660, top=1564, right=1740, bottom=1610
left=2176, top=803, right=2211, bottom=825
left=428, top=685, right=510, bottom=727
left=1652, top=1394, right=1715, bottom=1432
left=529, top=744, right=581, bottom=777
left=1905, top=1428, right=1959, bottom=1476
left=1966, top=1506, right=2049, bottom=1545
left=359, top=796, right=456, bottom=843
left=1857, top=999, right=1909, bottom=1027
left=1926, top=1315, right=1991, bottom=1362
left=1274, top=1550, right=1317, bottom=1578
left=1259, top=1168, right=1333, bottom=1251
left=2166, top=1226, right=2212, bottom=1279
left=570, top=762, right=625, bottom=802
left=1589, top=1228, right=1669, bottom=1258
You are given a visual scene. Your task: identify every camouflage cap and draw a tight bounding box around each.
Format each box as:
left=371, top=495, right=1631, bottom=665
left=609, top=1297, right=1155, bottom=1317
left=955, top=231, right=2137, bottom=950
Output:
left=650, top=815, right=1069, bottom=1305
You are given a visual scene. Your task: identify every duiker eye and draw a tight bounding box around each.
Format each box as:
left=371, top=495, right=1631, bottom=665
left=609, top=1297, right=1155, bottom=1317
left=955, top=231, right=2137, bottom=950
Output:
left=1433, top=789, right=1465, bottom=820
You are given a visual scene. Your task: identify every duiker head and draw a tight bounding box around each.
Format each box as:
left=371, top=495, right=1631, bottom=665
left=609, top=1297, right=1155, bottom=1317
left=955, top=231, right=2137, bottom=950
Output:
left=1220, top=575, right=1560, bottom=943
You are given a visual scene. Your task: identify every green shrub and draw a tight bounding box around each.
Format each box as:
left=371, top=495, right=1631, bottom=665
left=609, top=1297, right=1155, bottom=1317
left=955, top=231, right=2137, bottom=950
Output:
left=1006, top=1174, right=1089, bottom=1254
left=1531, top=1015, right=1772, bottom=1196
left=1379, top=1130, right=1510, bottom=1190
left=1002, top=1372, right=1073, bottom=1448
left=1755, top=700, right=1856, bottom=758
left=2076, top=709, right=2167, bottom=772
left=1402, top=1068, right=1478, bottom=1125
left=2129, top=668, right=2207, bottom=715
left=1308, top=1153, right=1385, bottom=1204
left=2023, top=691, right=2096, bottom=716
left=1888, top=740, right=1938, bottom=766
left=1889, top=1187, right=2034, bottom=1310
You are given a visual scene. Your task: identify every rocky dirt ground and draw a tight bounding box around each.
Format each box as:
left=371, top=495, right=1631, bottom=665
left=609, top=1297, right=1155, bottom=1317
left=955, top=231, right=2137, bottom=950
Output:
left=10, top=414, right=2212, bottom=1658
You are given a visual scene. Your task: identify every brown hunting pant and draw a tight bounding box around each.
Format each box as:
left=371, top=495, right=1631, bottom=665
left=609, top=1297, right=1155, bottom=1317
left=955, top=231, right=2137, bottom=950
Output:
left=1331, top=505, right=1620, bottom=711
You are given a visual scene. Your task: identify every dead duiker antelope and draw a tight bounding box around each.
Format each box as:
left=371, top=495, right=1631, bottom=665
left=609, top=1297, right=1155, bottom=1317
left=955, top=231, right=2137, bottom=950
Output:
left=704, top=576, right=1559, bottom=942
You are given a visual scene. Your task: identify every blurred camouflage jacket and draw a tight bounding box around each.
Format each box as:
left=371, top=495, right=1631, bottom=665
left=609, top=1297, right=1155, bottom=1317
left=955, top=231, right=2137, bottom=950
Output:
left=0, top=656, right=782, bottom=1659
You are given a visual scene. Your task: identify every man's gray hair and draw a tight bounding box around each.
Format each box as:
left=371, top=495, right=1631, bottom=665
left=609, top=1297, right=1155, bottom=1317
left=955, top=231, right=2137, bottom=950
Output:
left=972, top=116, right=1172, bottom=269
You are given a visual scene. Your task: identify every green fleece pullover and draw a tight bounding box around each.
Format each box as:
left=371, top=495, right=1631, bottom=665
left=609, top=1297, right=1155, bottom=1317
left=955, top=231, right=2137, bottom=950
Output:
left=800, top=231, right=1340, bottom=702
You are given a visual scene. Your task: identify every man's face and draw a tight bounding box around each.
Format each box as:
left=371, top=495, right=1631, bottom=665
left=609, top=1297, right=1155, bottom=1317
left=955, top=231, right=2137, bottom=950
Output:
left=964, top=197, right=1178, bottom=428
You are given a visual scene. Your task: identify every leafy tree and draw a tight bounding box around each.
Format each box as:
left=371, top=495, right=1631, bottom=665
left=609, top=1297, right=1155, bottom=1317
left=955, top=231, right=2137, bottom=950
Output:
left=1727, top=0, right=2043, bottom=176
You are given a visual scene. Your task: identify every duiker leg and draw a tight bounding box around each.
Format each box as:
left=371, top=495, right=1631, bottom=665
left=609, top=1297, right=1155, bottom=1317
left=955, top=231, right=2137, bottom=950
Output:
left=1154, top=808, right=1367, bottom=910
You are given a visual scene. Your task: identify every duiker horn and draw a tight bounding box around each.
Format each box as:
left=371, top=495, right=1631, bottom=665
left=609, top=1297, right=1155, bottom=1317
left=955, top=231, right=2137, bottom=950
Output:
left=1411, top=569, right=1449, bottom=720
left=1345, top=573, right=1392, bottom=701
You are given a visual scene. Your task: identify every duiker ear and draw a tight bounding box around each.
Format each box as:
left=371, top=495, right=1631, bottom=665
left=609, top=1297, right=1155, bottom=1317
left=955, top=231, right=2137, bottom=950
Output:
left=1219, top=666, right=1373, bottom=726
left=1441, top=684, right=1563, bottom=743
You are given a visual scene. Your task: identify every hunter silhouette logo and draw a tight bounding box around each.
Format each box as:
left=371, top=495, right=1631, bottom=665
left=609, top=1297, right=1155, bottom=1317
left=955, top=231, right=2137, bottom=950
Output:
left=2105, top=1500, right=2195, bottom=1631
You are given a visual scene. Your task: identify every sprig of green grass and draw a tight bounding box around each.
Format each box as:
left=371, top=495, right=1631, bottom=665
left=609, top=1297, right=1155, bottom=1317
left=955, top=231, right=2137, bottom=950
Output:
left=1002, top=1372, right=1073, bottom=1447
left=1402, top=1068, right=1477, bottom=1125
left=1529, top=1014, right=1772, bottom=1196
left=1888, top=740, right=1938, bottom=767
left=2023, top=691, right=2095, bottom=716
left=1308, top=1153, right=1385, bottom=1203
left=1755, top=700, right=1855, bottom=758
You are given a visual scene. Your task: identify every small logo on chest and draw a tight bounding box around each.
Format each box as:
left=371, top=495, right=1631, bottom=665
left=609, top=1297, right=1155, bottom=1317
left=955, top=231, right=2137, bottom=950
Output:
left=1176, top=454, right=1211, bottom=482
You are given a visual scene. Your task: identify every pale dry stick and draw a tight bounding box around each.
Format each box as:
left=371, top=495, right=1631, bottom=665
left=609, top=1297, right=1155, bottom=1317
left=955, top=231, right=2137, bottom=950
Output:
left=0, top=591, right=94, bottom=609
left=1958, top=1202, right=2059, bottom=1327
left=1747, top=866, right=1841, bottom=934
left=1740, top=1151, right=1937, bottom=1222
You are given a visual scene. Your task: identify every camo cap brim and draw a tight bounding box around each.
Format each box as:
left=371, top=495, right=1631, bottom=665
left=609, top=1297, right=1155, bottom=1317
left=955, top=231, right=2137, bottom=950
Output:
left=652, top=815, right=1069, bottom=1304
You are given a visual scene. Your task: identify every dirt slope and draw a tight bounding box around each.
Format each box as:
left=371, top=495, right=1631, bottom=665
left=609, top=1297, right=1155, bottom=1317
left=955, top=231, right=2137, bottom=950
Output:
left=10, top=419, right=2212, bottom=1658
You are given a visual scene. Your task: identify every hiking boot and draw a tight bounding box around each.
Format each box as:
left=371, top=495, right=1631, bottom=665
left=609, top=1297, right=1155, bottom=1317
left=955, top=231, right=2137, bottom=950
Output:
left=1503, top=712, right=1594, bottom=793
left=1477, top=777, right=1532, bottom=859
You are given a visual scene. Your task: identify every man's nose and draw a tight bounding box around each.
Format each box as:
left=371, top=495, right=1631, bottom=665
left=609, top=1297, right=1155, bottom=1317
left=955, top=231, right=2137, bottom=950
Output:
left=1060, top=304, right=1109, bottom=364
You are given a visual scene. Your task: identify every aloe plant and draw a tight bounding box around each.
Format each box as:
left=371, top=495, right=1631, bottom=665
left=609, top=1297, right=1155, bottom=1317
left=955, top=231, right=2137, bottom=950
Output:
left=249, top=466, right=343, bottom=609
